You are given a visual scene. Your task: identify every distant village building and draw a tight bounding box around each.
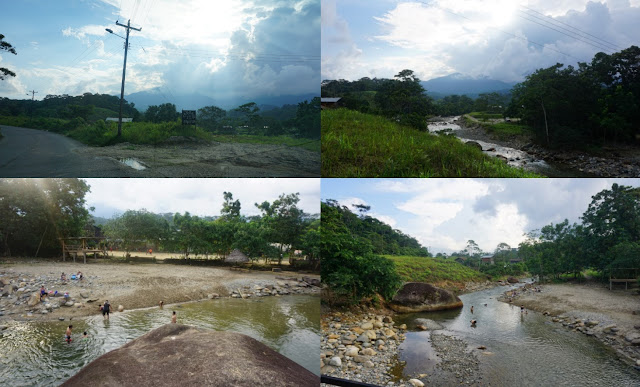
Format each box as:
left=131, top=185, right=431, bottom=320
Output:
left=455, top=257, right=467, bottom=264
left=321, top=97, right=342, bottom=109
left=106, top=117, right=133, bottom=123
left=481, top=255, right=495, bottom=265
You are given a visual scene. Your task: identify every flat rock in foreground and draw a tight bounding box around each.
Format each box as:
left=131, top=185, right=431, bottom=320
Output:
left=62, top=324, right=318, bottom=387
left=390, top=282, right=463, bottom=313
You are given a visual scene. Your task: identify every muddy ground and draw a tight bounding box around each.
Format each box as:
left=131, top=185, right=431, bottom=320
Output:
left=76, top=139, right=320, bottom=177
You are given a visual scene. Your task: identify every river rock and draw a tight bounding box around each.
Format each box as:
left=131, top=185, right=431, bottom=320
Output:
left=118, top=305, right=124, bottom=312
left=353, top=355, right=369, bottom=363
left=64, top=301, right=74, bottom=307
left=345, top=347, right=359, bottom=357
left=27, top=293, right=40, bottom=307
left=409, top=379, right=425, bottom=387
left=414, top=318, right=443, bottom=330
left=365, top=330, right=377, bottom=340
left=383, top=316, right=393, bottom=323
left=329, top=357, right=342, bottom=367
left=507, top=277, right=519, bottom=284
left=390, top=283, right=463, bottom=313
left=466, top=141, right=483, bottom=151
left=62, top=324, right=318, bottom=387
left=360, top=322, right=373, bottom=330
left=398, top=324, right=407, bottom=330
left=364, top=360, right=375, bottom=368
left=356, top=333, right=370, bottom=343
left=361, top=348, right=377, bottom=356
left=383, top=328, right=396, bottom=338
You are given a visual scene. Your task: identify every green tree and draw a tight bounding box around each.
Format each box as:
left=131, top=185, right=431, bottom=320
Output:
left=0, top=179, right=91, bottom=257
left=375, top=69, right=433, bottom=130
left=198, top=105, right=226, bottom=132
left=0, top=34, right=17, bottom=80
left=104, top=209, right=169, bottom=255
left=256, top=193, right=305, bottom=264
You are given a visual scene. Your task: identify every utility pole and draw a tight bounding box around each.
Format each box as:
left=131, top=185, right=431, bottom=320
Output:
left=114, top=19, right=141, bottom=137
left=26, top=90, right=37, bottom=118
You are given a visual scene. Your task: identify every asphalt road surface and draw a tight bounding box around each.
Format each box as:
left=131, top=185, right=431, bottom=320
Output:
left=0, top=125, right=137, bottom=177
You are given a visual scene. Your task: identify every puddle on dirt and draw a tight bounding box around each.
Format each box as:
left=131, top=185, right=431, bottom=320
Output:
left=119, top=158, right=147, bottom=170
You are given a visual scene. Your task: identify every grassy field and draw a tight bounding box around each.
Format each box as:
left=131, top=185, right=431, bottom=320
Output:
left=386, top=255, right=486, bottom=289
left=322, top=109, right=539, bottom=177
left=0, top=116, right=317, bottom=151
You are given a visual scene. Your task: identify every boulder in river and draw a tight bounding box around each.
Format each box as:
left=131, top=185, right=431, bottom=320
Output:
left=414, top=318, right=444, bottom=330
left=507, top=277, right=519, bottom=284
left=62, top=324, right=318, bottom=387
left=389, top=282, right=463, bottom=313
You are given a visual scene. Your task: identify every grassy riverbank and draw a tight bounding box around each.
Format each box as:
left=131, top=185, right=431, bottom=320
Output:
left=322, top=109, right=538, bottom=177
left=386, top=256, right=486, bottom=288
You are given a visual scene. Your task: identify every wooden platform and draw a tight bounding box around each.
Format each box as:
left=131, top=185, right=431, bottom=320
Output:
left=60, top=237, right=106, bottom=264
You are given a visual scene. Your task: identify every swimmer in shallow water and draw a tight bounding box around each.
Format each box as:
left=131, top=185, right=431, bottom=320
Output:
left=65, top=325, right=73, bottom=343
left=470, top=319, right=477, bottom=327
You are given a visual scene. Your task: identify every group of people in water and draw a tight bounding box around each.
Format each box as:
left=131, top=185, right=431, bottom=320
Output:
left=63, top=299, right=177, bottom=343
left=469, top=302, right=528, bottom=327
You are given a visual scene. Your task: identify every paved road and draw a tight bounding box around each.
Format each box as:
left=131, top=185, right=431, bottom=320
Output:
left=0, top=125, right=137, bottom=177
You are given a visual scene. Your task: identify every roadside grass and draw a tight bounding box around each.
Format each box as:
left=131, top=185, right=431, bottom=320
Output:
left=386, top=255, right=486, bottom=287
left=322, top=109, right=540, bottom=177
left=0, top=115, right=316, bottom=150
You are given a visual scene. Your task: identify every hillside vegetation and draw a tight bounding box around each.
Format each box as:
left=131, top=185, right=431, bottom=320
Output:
left=322, top=109, right=538, bottom=177
left=387, top=256, right=486, bottom=286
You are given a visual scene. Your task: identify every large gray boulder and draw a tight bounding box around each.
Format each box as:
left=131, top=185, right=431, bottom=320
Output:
left=62, top=324, right=318, bottom=387
left=390, top=282, right=463, bottom=313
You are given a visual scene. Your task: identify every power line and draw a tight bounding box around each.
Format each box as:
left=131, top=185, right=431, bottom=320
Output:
left=516, top=11, right=616, bottom=54
left=26, top=90, right=38, bottom=101
left=520, top=5, right=625, bottom=52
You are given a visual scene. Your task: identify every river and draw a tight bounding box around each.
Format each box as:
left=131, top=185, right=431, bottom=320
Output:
left=427, top=117, right=590, bottom=177
left=393, top=284, right=639, bottom=386
left=0, top=295, right=319, bottom=386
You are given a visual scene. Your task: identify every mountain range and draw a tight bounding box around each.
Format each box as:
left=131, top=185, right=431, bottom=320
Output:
left=421, top=73, right=516, bottom=99
left=124, top=88, right=318, bottom=112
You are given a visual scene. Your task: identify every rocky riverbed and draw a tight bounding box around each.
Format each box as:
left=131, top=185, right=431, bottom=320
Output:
left=499, top=282, right=640, bottom=370
left=0, top=260, right=320, bottom=324
left=321, top=309, right=487, bottom=387
left=454, top=116, right=640, bottom=177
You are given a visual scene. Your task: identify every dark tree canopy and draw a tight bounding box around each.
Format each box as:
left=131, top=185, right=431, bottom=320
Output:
left=0, top=34, right=17, bottom=80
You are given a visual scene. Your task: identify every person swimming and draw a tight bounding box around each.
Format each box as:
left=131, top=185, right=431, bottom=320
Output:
left=470, top=319, right=477, bottom=327
left=470, top=305, right=474, bottom=314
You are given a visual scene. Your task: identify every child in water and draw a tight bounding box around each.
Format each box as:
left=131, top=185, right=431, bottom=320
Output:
left=65, top=325, right=73, bottom=343
left=171, top=311, right=177, bottom=323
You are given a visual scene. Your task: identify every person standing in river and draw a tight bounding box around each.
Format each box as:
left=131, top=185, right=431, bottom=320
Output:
left=470, top=305, right=474, bottom=314
left=102, top=300, right=111, bottom=320
left=65, top=325, right=73, bottom=343
left=171, top=311, right=177, bottom=323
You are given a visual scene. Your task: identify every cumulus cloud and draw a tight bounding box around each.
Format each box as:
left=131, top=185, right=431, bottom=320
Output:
left=324, top=0, right=640, bottom=82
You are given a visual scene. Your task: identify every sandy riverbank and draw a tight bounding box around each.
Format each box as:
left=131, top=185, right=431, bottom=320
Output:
left=75, top=140, right=320, bottom=177
left=503, top=281, right=640, bottom=366
left=0, top=259, right=320, bottom=323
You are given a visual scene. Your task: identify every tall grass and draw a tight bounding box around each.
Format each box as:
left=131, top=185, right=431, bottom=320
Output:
left=322, top=109, right=539, bottom=177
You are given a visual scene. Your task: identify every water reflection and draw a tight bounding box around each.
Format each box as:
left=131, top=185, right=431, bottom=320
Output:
left=394, top=286, right=639, bottom=386
left=0, top=295, right=319, bottom=387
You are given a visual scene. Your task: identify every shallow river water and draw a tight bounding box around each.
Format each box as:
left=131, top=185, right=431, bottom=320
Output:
left=427, top=117, right=589, bottom=177
left=0, top=295, right=320, bottom=386
left=394, top=285, right=639, bottom=386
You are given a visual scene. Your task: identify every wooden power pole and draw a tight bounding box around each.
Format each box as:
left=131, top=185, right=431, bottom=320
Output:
left=114, top=19, right=141, bottom=137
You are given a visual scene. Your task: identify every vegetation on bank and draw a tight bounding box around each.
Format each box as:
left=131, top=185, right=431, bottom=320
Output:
left=463, top=114, right=530, bottom=140
left=322, top=109, right=539, bottom=177
left=386, top=255, right=485, bottom=285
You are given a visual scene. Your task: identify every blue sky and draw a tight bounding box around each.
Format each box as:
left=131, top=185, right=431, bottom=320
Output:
left=322, top=178, right=640, bottom=255
left=84, top=178, right=320, bottom=219
left=0, top=0, right=319, bottom=101
left=322, top=0, right=640, bottom=82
